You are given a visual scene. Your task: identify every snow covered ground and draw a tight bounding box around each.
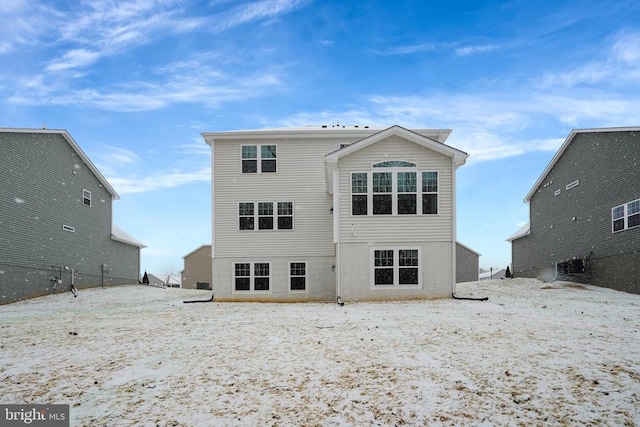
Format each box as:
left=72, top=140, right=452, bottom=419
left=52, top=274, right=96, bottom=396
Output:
left=1, top=279, right=639, bottom=426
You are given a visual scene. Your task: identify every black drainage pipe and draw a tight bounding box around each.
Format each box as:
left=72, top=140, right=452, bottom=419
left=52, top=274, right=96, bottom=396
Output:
left=183, top=293, right=214, bottom=304
left=452, top=293, right=488, bottom=301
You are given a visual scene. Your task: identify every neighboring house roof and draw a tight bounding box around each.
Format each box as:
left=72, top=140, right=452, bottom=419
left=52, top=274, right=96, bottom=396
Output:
left=506, top=222, right=530, bottom=242
left=182, top=244, right=211, bottom=259
left=456, top=241, right=481, bottom=256
left=524, top=126, right=640, bottom=202
left=324, top=125, right=468, bottom=192
left=147, top=273, right=180, bottom=286
left=1, top=128, right=120, bottom=200
left=111, top=224, right=146, bottom=248
left=479, top=269, right=506, bottom=280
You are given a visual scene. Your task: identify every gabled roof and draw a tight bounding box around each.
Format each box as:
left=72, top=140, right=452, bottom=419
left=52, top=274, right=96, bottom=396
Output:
left=182, top=244, right=212, bottom=259
left=111, top=224, right=146, bottom=248
left=324, top=125, right=467, bottom=192
left=0, top=128, right=120, bottom=200
left=524, top=126, right=640, bottom=202
left=506, top=222, right=530, bottom=242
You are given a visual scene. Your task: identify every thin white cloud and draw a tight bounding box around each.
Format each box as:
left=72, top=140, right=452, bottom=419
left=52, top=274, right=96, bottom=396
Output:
left=538, top=31, right=640, bottom=87
left=380, top=43, right=439, bottom=56
left=9, top=55, right=283, bottom=112
left=212, top=0, right=312, bottom=31
left=46, top=49, right=102, bottom=72
left=455, top=44, right=498, bottom=56
left=176, top=142, right=211, bottom=156
left=103, top=146, right=140, bottom=165
left=107, top=167, right=211, bottom=194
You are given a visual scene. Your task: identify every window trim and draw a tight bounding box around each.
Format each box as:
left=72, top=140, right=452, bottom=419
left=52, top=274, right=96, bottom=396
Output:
left=238, top=201, right=294, bottom=231
left=289, top=261, right=308, bottom=293
left=232, top=261, right=271, bottom=293
left=82, top=189, right=92, bottom=207
left=241, top=144, right=278, bottom=174
left=612, top=198, right=640, bottom=233
left=370, top=246, right=422, bottom=289
left=62, top=224, right=75, bottom=233
left=350, top=169, right=439, bottom=216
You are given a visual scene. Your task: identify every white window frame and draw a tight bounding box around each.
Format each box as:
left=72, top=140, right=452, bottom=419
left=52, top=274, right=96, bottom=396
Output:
left=370, top=246, right=422, bottom=289
left=241, top=144, right=278, bottom=174
left=612, top=198, right=640, bottom=233
left=232, top=261, right=271, bottom=293
left=289, top=261, right=307, bottom=293
left=62, top=224, right=75, bottom=233
left=238, top=201, right=294, bottom=231
left=421, top=171, right=439, bottom=215
left=350, top=168, right=439, bottom=216
left=82, top=189, right=92, bottom=207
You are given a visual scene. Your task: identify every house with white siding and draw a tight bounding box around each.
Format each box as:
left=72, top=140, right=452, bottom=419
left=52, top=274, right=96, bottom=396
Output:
left=203, top=125, right=468, bottom=302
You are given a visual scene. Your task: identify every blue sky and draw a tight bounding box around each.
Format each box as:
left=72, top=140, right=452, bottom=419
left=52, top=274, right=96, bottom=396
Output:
left=2, top=0, right=640, bottom=276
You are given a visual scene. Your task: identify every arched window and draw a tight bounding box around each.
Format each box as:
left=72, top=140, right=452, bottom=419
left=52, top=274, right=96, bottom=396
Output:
left=372, top=160, right=416, bottom=168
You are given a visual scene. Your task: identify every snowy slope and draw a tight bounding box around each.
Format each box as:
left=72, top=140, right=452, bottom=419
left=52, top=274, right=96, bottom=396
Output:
left=1, top=279, right=639, bottom=426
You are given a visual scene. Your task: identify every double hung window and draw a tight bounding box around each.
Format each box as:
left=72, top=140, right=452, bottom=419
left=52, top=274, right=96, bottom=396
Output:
left=612, top=199, right=640, bottom=233
left=289, top=262, right=306, bottom=291
left=241, top=145, right=277, bottom=173
left=234, top=262, right=270, bottom=291
left=82, top=189, right=92, bottom=207
left=351, top=164, right=438, bottom=216
left=372, top=248, right=421, bottom=287
left=239, top=202, right=293, bottom=230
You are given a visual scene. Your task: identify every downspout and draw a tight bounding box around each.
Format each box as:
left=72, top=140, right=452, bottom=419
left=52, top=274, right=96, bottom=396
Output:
left=451, top=159, right=458, bottom=297
left=209, top=138, right=216, bottom=291
left=450, top=157, right=487, bottom=301
left=333, top=168, right=344, bottom=305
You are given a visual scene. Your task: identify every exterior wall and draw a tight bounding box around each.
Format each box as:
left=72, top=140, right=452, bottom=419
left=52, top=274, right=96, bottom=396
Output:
left=181, top=245, right=212, bottom=289
left=335, top=136, right=456, bottom=300
left=336, top=136, right=455, bottom=243
left=208, top=128, right=462, bottom=301
left=210, top=135, right=363, bottom=300
left=212, top=256, right=335, bottom=302
left=0, top=131, right=140, bottom=304
left=512, top=130, right=640, bottom=293
left=456, top=243, right=479, bottom=283
left=339, top=242, right=453, bottom=301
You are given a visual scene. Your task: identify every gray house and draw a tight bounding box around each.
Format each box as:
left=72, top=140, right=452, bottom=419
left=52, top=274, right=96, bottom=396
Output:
left=0, top=128, right=145, bottom=304
left=507, top=127, right=639, bottom=294
left=456, top=242, right=480, bottom=283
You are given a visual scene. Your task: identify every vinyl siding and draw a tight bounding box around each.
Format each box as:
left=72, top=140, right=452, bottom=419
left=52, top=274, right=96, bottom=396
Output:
left=0, top=131, right=140, bottom=302
left=181, top=245, right=212, bottom=289
left=212, top=137, right=361, bottom=258
left=208, top=128, right=461, bottom=301
left=336, top=136, right=455, bottom=243
left=512, top=130, right=640, bottom=293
